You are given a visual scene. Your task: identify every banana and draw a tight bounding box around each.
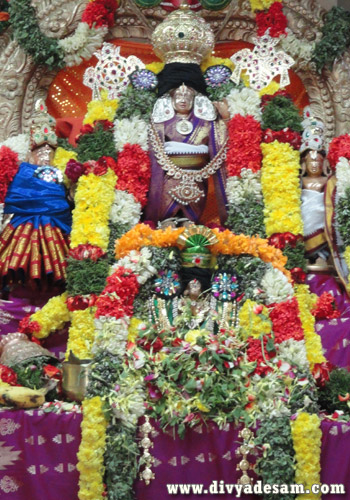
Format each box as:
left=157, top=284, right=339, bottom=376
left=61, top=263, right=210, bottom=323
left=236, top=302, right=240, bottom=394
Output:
left=0, top=385, right=45, bottom=408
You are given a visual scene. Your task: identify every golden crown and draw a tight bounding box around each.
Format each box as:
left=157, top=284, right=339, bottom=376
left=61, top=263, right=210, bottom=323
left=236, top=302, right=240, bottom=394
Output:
left=151, top=7, right=215, bottom=65
left=30, top=99, right=57, bottom=150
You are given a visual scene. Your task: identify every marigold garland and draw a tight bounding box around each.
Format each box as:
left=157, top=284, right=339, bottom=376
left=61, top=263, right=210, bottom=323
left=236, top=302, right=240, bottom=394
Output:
left=77, top=396, right=108, bottom=500
left=295, top=285, right=326, bottom=369
left=238, top=300, right=272, bottom=339
left=53, top=147, right=78, bottom=186
left=249, top=0, right=281, bottom=12
left=66, top=307, right=97, bottom=360
left=226, top=115, right=263, bottom=177
left=261, top=141, right=303, bottom=237
left=200, top=55, right=234, bottom=73
left=70, top=168, right=116, bottom=251
left=291, top=412, right=322, bottom=500
left=115, top=225, right=290, bottom=279
left=24, top=293, right=70, bottom=339
left=83, top=95, right=119, bottom=126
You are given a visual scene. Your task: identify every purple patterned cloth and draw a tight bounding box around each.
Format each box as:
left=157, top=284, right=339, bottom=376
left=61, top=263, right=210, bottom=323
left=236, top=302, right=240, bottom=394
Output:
left=0, top=408, right=81, bottom=499
left=307, top=273, right=350, bottom=369
left=0, top=410, right=349, bottom=500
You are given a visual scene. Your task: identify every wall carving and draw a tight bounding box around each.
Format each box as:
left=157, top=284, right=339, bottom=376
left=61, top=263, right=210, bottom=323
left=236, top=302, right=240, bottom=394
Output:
left=0, top=0, right=349, bottom=143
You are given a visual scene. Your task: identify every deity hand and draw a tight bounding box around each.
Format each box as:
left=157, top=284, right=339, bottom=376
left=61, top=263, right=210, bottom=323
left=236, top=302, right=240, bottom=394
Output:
left=213, top=99, right=230, bottom=121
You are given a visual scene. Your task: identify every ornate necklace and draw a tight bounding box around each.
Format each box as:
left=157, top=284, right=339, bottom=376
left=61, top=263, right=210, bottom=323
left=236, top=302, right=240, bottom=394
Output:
left=175, top=115, right=193, bottom=136
left=149, top=122, right=227, bottom=205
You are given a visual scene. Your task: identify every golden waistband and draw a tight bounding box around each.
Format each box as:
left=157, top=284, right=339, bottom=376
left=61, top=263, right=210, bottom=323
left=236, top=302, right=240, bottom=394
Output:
left=169, top=154, right=209, bottom=169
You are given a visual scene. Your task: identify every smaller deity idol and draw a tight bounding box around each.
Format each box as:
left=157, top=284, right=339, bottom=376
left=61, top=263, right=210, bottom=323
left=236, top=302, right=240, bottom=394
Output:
left=300, top=107, right=330, bottom=260
left=145, top=7, right=228, bottom=225
left=150, top=226, right=238, bottom=333
left=0, top=100, right=71, bottom=287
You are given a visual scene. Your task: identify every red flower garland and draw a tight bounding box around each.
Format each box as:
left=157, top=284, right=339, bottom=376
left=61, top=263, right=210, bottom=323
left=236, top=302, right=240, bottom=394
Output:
left=268, top=232, right=303, bottom=250
left=226, top=115, right=262, bottom=177
left=115, top=144, right=151, bottom=207
left=69, top=244, right=105, bottom=261
left=311, top=292, right=340, bottom=320
left=0, top=146, right=19, bottom=203
left=263, top=128, right=302, bottom=150
left=247, top=336, right=275, bottom=376
left=19, top=316, right=41, bottom=335
left=95, top=266, right=139, bottom=319
left=256, top=2, right=288, bottom=38
left=269, top=297, right=304, bottom=343
left=327, top=134, right=350, bottom=169
left=82, top=0, right=118, bottom=28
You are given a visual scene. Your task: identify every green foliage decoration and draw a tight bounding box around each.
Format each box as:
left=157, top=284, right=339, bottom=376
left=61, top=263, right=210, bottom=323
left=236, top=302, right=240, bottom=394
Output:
left=312, top=7, right=350, bottom=73
left=283, top=240, right=307, bottom=271
left=262, top=96, right=303, bottom=132
left=9, top=0, right=65, bottom=71
left=255, top=417, right=295, bottom=500
left=115, top=87, right=157, bottom=121
left=226, top=196, right=266, bottom=238
left=318, top=368, right=350, bottom=414
left=76, top=123, right=116, bottom=163
left=336, top=187, right=350, bottom=247
left=66, top=257, right=110, bottom=296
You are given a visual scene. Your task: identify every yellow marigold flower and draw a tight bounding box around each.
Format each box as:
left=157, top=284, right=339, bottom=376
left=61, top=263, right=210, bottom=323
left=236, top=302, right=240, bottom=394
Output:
left=185, top=329, right=209, bottom=345
left=194, top=397, right=210, bottom=413
left=291, top=412, right=322, bottom=500
left=145, top=61, right=164, bottom=74
left=249, top=0, right=281, bottom=12
left=77, top=396, right=107, bottom=500
left=261, top=141, right=303, bottom=237
left=66, top=308, right=96, bottom=360
left=238, top=299, right=272, bottom=339
left=259, top=81, right=280, bottom=97
left=128, top=317, right=145, bottom=342
left=70, top=169, right=116, bottom=250
left=83, top=95, right=119, bottom=125
left=201, top=56, right=234, bottom=73
left=295, top=285, right=326, bottom=368
left=53, top=147, right=78, bottom=187
left=31, top=292, right=70, bottom=339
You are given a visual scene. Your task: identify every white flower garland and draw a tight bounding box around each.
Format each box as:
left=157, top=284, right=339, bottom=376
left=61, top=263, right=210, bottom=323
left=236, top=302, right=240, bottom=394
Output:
left=279, top=29, right=316, bottom=70
left=59, top=24, right=108, bottom=68
left=225, top=169, right=262, bottom=205
left=93, top=316, right=130, bottom=358
left=226, top=87, right=262, bottom=122
left=113, top=117, right=149, bottom=152
left=260, top=264, right=294, bottom=304
left=113, top=248, right=158, bottom=285
left=109, top=189, right=142, bottom=227
left=0, top=133, right=29, bottom=163
left=276, top=339, right=310, bottom=372
left=336, top=157, right=350, bottom=199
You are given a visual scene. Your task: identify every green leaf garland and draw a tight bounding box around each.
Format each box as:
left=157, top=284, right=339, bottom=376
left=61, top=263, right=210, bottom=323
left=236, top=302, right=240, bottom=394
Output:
left=9, top=0, right=65, bottom=71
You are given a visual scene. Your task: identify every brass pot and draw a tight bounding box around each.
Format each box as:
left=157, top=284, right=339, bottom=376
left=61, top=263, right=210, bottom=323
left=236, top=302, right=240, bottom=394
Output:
left=62, top=351, right=92, bottom=403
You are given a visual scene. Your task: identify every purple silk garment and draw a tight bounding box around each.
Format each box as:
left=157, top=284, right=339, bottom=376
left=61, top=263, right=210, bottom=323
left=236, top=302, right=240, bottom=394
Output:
left=145, top=113, right=228, bottom=225
left=307, top=273, right=350, bottom=369
left=0, top=408, right=81, bottom=500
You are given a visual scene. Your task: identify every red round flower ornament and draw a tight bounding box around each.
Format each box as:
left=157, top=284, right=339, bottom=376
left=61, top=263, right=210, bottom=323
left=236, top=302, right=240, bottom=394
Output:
left=0, top=364, right=18, bottom=386
left=327, top=134, right=350, bottom=169
left=256, top=2, right=288, bottom=38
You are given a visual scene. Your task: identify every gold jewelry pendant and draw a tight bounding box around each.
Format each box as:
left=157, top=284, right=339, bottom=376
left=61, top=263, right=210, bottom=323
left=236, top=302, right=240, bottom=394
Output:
left=176, top=119, right=193, bottom=135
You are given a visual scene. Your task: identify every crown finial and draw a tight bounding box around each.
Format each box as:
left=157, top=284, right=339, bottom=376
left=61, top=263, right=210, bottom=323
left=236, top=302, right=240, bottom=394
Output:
left=152, top=9, right=214, bottom=65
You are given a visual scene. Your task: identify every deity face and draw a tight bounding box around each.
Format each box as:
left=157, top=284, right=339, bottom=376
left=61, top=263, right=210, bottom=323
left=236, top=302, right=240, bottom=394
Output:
left=184, top=279, right=202, bottom=300
left=29, top=144, right=55, bottom=166
left=171, top=84, right=195, bottom=115
left=304, top=150, right=324, bottom=177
